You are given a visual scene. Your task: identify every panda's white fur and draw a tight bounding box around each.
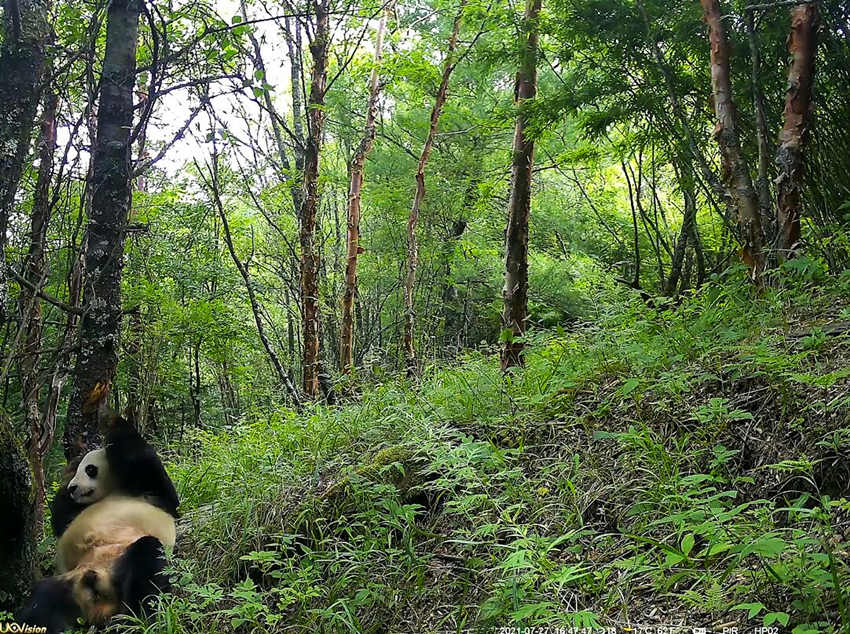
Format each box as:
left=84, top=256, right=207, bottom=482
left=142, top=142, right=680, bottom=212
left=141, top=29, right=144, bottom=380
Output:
left=57, top=494, right=176, bottom=573
left=67, top=448, right=114, bottom=504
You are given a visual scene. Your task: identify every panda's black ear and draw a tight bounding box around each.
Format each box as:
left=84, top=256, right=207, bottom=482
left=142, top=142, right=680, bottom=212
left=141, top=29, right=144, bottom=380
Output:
left=114, top=536, right=171, bottom=616
left=18, top=576, right=79, bottom=634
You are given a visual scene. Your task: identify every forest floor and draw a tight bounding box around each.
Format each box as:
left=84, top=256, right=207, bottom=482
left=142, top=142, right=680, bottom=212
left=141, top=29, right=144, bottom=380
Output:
left=122, top=271, right=850, bottom=634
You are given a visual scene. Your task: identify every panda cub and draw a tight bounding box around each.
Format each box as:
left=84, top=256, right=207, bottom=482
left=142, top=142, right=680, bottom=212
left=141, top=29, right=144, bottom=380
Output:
left=20, top=414, right=180, bottom=634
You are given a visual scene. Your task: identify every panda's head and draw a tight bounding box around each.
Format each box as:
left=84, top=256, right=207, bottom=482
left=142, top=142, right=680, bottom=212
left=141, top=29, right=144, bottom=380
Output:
left=67, top=448, right=114, bottom=504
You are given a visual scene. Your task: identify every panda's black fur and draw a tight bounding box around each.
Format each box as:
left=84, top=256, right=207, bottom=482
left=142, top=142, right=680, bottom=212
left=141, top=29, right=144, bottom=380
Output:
left=19, top=413, right=179, bottom=634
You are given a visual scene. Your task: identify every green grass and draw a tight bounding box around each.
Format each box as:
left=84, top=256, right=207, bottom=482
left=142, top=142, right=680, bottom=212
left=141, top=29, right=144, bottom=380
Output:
left=106, top=267, right=850, bottom=633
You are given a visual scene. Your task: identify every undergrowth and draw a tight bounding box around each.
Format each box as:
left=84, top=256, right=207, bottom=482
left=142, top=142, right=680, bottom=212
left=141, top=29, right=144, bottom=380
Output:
left=98, top=266, right=850, bottom=633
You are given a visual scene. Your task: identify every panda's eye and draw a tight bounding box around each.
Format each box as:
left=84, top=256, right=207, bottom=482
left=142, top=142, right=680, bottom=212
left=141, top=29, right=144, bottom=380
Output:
left=85, top=464, right=98, bottom=478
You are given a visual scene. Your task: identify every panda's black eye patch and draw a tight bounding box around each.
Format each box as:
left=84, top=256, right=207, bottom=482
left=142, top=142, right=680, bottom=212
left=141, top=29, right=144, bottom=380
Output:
left=85, top=464, right=98, bottom=478
left=82, top=569, right=98, bottom=590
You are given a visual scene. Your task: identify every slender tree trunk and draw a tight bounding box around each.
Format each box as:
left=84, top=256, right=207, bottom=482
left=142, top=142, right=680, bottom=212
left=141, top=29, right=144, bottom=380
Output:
left=0, top=0, right=50, bottom=324
left=189, top=339, right=202, bottom=427
left=700, top=0, right=765, bottom=279
left=340, top=10, right=388, bottom=374
left=745, top=10, right=773, bottom=228
left=17, top=90, right=57, bottom=535
left=285, top=16, right=306, bottom=189
left=665, top=163, right=697, bottom=296
left=443, top=217, right=468, bottom=354
left=403, top=2, right=466, bottom=377
left=204, top=153, right=301, bottom=406
left=776, top=3, right=818, bottom=258
left=65, top=0, right=141, bottom=459
left=501, top=0, right=541, bottom=370
left=300, top=0, right=329, bottom=397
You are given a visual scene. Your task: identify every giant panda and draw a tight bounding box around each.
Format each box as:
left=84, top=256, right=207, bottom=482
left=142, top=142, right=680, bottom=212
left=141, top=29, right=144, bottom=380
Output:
left=19, top=413, right=180, bottom=634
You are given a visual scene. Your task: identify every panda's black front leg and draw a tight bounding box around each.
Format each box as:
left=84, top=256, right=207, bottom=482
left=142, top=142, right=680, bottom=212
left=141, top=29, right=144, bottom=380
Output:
left=113, top=535, right=171, bottom=616
left=105, top=416, right=180, bottom=517
left=50, top=487, right=89, bottom=538
left=50, top=455, right=87, bottom=538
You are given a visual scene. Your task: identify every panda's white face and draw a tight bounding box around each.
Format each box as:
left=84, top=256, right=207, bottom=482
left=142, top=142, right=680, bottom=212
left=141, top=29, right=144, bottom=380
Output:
left=67, top=449, right=112, bottom=504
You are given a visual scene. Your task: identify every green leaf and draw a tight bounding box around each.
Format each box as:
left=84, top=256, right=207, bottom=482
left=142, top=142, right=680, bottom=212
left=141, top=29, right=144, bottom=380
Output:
left=732, top=602, right=765, bottom=619
left=620, top=378, right=639, bottom=395
left=231, top=14, right=242, bottom=24
left=744, top=536, right=788, bottom=557
left=254, top=69, right=265, bottom=81
left=681, top=533, right=695, bottom=557
left=764, top=613, right=790, bottom=627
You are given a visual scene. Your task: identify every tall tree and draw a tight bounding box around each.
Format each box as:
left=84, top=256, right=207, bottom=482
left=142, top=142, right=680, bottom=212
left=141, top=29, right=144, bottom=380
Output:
left=65, top=0, right=142, bottom=458
left=0, top=0, right=51, bottom=322
left=0, top=0, right=51, bottom=608
left=18, top=90, right=58, bottom=534
left=776, top=3, right=818, bottom=258
left=300, top=0, right=330, bottom=397
left=501, top=0, right=541, bottom=370
left=700, top=0, right=765, bottom=279
left=197, top=146, right=302, bottom=406
left=340, top=9, right=388, bottom=374
left=403, top=1, right=466, bottom=377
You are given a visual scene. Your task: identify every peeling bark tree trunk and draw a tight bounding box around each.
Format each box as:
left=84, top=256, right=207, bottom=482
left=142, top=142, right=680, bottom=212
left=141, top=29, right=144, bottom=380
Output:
left=340, top=10, right=388, bottom=374
left=66, top=0, right=142, bottom=459
left=776, top=3, right=818, bottom=259
left=17, top=90, right=57, bottom=535
left=700, top=0, right=765, bottom=279
left=0, top=0, right=50, bottom=324
left=0, top=413, right=35, bottom=611
left=501, top=0, right=541, bottom=370
left=403, top=2, right=465, bottom=377
left=300, top=0, right=330, bottom=397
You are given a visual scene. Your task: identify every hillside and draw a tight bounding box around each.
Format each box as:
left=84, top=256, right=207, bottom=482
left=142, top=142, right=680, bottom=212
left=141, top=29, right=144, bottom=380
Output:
left=113, top=273, right=850, bottom=634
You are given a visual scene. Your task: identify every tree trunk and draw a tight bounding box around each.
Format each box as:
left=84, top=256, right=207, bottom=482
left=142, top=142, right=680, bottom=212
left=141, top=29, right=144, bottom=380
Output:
left=0, top=412, right=35, bottom=611
left=204, top=152, right=301, bottom=406
left=700, top=0, right=765, bottom=279
left=745, top=10, right=773, bottom=229
left=17, top=89, right=57, bottom=535
left=340, top=10, right=388, bottom=374
left=403, top=2, right=466, bottom=377
left=0, top=0, right=50, bottom=324
left=665, top=164, right=697, bottom=296
left=65, top=0, right=141, bottom=459
left=300, top=0, right=330, bottom=397
left=776, top=3, right=818, bottom=259
left=501, top=0, right=541, bottom=370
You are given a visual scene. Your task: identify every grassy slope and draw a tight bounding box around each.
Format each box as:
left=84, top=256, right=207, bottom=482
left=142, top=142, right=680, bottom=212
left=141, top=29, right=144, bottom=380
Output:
left=128, top=272, right=850, bottom=634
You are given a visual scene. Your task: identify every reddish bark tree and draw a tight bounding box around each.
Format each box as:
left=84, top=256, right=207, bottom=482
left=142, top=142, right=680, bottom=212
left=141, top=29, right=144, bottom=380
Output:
left=403, top=2, right=466, bottom=377
left=501, top=0, right=541, bottom=370
left=776, top=3, right=818, bottom=258
left=700, top=0, right=765, bottom=279
left=300, top=0, right=330, bottom=397
left=340, top=10, right=388, bottom=374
